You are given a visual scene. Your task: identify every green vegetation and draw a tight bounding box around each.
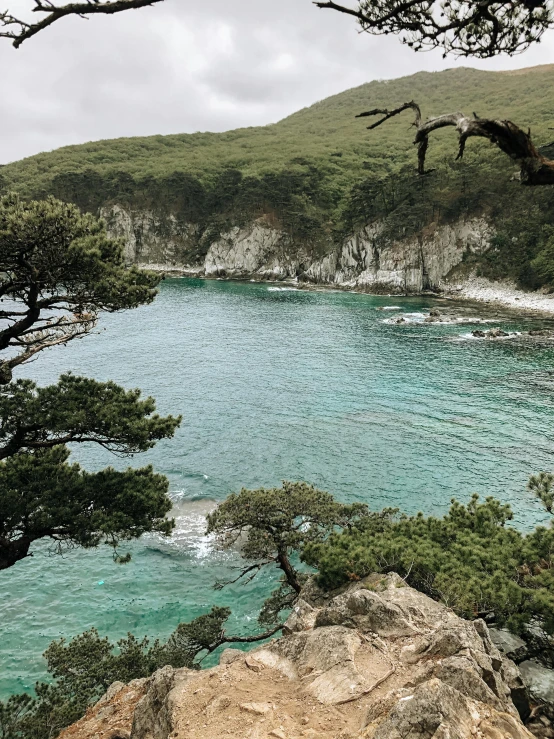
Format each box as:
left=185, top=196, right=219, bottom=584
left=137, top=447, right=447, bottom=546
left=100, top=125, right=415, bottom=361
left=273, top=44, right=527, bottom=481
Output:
left=0, top=607, right=234, bottom=739
left=304, top=493, right=554, bottom=636
left=3, top=480, right=554, bottom=738
left=2, top=66, right=554, bottom=284
left=206, top=481, right=370, bottom=625
left=0, top=196, right=181, bottom=570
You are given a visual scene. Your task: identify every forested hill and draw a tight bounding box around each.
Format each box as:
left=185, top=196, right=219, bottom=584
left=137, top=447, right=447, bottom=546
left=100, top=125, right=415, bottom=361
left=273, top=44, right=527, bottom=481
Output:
left=2, top=65, right=554, bottom=286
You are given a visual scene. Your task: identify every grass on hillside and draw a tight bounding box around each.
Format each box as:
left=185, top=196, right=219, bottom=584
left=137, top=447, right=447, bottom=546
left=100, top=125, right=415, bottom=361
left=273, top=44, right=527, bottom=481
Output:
left=2, top=65, right=554, bottom=287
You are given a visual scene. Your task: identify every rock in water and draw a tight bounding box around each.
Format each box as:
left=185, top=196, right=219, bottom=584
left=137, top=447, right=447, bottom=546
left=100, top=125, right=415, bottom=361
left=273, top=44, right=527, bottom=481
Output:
left=487, top=327, right=509, bottom=338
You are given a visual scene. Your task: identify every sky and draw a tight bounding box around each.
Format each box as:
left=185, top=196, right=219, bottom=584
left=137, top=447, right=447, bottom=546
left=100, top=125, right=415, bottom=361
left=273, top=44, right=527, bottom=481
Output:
left=1, top=0, right=553, bottom=164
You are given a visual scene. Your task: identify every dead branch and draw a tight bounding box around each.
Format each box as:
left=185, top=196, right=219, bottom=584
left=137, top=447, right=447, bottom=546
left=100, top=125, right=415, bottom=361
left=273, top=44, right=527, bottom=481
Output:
left=314, top=0, right=554, bottom=58
left=358, top=100, right=554, bottom=186
left=0, top=0, right=164, bottom=48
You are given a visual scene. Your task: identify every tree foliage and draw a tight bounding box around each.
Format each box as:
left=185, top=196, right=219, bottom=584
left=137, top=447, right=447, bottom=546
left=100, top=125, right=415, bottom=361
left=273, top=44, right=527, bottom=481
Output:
left=304, top=494, right=554, bottom=636
left=315, top=0, right=554, bottom=58
left=0, top=375, right=180, bottom=459
left=0, top=196, right=181, bottom=569
left=0, top=608, right=232, bottom=739
left=0, top=194, right=159, bottom=382
left=0, top=445, right=174, bottom=570
left=206, top=481, right=369, bottom=624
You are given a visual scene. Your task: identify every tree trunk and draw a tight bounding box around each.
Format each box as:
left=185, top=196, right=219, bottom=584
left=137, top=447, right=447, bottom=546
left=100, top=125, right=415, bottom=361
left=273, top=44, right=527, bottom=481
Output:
left=357, top=101, right=554, bottom=186
left=276, top=548, right=302, bottom=593
left=0, top=536, right=32, bottom=570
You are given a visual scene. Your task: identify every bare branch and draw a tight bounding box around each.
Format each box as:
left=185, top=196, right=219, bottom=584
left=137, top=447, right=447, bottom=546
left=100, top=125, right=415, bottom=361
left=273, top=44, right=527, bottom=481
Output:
left=0, top=0, right=164, bottom=47
left=358, top=101, right=554, bottom=184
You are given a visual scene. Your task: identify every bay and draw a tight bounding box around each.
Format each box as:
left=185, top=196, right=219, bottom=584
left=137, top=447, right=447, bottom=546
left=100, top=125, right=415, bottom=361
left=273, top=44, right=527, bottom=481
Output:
left=2, top=277, right=554, bottom=697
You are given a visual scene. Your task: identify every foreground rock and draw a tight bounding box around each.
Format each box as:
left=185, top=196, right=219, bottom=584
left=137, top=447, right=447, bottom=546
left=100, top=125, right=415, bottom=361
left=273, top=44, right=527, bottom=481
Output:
left=59, top=573, right=546, bottom=739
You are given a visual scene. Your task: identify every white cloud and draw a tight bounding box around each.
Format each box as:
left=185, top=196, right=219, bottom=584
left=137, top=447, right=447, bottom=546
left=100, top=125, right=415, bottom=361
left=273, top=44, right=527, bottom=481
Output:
left=0, top=0, right=553, bottom=163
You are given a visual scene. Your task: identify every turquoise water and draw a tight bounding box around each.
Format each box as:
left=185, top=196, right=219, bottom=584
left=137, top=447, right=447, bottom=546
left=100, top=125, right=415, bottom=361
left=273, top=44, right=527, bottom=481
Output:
left=2, top=278, right=554, bottom=697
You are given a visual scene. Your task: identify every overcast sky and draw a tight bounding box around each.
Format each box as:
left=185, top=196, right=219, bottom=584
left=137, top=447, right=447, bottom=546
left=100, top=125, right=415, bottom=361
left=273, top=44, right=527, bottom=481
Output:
left=1, top=0, right=553, bottom=164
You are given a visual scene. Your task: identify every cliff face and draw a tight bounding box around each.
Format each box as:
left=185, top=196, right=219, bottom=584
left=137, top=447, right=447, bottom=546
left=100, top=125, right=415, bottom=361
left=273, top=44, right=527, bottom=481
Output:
left=59, top=573, right=544, bottom=739
left=100, top=205, right=492, bottom=293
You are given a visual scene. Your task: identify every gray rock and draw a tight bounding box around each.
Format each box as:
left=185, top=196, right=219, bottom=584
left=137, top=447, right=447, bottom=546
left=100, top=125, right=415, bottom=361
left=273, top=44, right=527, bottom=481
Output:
left=487, top=327, right=509, bottom=338
left=369, top=678, right=532, bottom=739
left=282, top=598, right=317, bottom=634
left=219, top=648, right=244, bottom=665
left=253, top=625, right=392, bottom=705
left=131, top=666, right=199, bottom=739
left=520, top=660, right=554, bottom=719
left=490, top=628, right=529, bottom=663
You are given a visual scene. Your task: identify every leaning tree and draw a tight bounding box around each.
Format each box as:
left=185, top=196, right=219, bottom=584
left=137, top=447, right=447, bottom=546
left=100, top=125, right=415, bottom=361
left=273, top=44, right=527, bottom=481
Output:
left=0, top=194, right=181, bottom=570
left=314, top=1, right=554, bottom=184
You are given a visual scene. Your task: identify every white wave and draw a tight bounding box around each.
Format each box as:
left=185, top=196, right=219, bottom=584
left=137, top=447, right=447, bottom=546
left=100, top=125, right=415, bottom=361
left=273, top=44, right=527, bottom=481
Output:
left=148, top=498, right=218, bottom=559
left=380, top=306, right=401, bottom=311
left=267, top=286, right=299, bottom=292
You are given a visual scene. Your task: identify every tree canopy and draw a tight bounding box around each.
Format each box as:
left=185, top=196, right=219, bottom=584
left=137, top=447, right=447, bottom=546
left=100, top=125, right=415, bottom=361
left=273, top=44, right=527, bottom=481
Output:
left=0, top=196, right=181, bottom=570
left=206, top=481, right=369, bottom=623
left=315, top=0, right=554, bottom=58
left=0, top=194, right=159, bottom=383
left=304, top=494, right=554, bottom=636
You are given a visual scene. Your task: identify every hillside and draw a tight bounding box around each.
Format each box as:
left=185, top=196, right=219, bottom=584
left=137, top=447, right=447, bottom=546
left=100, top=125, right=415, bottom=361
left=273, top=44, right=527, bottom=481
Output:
left=2, top=65, right=554, bottom=288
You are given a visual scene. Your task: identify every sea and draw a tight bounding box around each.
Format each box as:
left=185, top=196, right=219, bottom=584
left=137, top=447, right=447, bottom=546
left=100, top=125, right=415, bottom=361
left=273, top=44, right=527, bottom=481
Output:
left=2, top=277, right=554, bottom=697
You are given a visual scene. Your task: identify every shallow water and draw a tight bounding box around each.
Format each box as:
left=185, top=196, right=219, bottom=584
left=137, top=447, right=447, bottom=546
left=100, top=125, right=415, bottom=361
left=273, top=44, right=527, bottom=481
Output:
left=2, top=278, right=554, bottom=697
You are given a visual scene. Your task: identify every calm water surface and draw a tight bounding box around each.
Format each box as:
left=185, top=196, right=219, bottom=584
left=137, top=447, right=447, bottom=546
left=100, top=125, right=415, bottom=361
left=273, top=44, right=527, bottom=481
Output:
left=2, top=278, right=554, bottom=696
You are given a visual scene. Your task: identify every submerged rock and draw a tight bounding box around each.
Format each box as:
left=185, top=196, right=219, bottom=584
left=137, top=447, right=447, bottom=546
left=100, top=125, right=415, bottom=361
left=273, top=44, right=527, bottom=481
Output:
left=424, top=308, right=442, bottom=322
left=488, top=327, right=510, bottom=338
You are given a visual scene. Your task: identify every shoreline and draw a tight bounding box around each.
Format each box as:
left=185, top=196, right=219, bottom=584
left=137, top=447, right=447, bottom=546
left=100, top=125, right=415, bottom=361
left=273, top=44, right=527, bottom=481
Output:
left=145, top=265, right=554, bottom=317
left=443, top=276, right=554, bottom=317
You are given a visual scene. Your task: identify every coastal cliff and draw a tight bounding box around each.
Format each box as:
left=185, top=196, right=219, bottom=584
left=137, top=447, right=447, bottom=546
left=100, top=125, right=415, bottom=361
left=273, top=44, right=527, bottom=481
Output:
left=58, top=573, right=550, bottom=739
left=101, top=205, right=492, bottom=294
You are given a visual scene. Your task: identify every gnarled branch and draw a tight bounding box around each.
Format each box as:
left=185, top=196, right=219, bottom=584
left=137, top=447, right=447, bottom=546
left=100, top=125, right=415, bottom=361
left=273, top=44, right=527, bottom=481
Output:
left=358, top=100, right=554, bottom=185
left=314, top=0, right=554, bottom=58
left=0, top=0, right=164, bottom=48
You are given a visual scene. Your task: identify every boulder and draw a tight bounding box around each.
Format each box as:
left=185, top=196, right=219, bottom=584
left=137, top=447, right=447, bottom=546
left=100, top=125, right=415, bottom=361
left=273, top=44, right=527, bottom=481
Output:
left=283, top=598, right=318, bottom=634
left=487, top=327, right=509, bottom=338
left=219, top=647, right=244, bottom=665
left=520, top=661, right=554, bottom=719
left=59, top=573, right=541, bottom=739
left=490, top=628, right=529, bottom=663
left=367, top=678, right=533, bottom=739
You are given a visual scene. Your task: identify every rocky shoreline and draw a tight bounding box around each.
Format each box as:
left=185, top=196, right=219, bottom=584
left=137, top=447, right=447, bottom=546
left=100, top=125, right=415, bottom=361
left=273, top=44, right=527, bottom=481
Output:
left=148, top=265, right=554, bottom=319
left=444, top=276, right=554, bottom=317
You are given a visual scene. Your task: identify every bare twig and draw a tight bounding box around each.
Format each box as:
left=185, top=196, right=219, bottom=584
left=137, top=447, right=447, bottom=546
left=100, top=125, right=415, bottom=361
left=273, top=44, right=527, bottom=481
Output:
left=1, top=0, right=164, bottom=47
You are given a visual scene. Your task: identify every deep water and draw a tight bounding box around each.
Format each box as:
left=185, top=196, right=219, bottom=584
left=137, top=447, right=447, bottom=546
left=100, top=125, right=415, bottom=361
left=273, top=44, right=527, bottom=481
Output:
left=2, top=278, right=554, bottom=697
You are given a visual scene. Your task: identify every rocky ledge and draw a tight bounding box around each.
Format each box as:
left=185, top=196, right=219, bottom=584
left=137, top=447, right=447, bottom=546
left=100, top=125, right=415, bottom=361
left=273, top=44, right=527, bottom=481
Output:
left=59, top=573, right=552, bottom=739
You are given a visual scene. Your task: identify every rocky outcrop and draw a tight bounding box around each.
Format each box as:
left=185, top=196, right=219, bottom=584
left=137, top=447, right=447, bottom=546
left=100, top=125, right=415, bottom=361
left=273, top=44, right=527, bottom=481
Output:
left=100, top=205, right=201, bottom=269
left=59, top=573, right=549, bottom=739
left=101, top=205, right=492, bottom=294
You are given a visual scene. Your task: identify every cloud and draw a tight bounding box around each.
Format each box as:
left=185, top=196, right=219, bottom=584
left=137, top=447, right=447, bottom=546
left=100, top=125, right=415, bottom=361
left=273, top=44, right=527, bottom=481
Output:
left=1, top=0, right=553, bottom=163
